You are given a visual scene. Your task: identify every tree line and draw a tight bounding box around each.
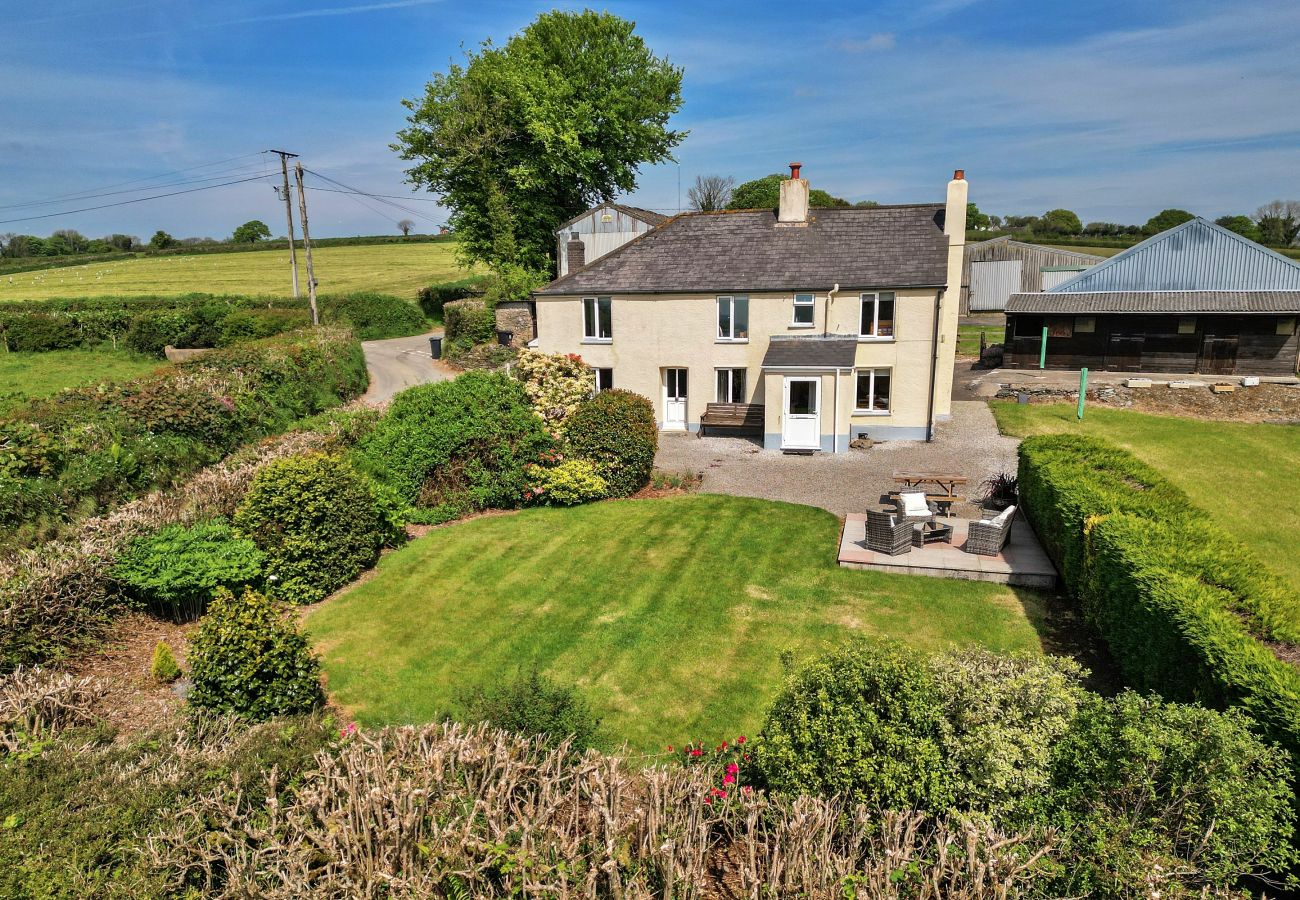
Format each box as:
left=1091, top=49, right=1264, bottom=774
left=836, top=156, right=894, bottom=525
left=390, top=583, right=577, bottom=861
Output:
left=970, top=201, right=1300, bottom=246
left=0, top=219, right=281, bottom=260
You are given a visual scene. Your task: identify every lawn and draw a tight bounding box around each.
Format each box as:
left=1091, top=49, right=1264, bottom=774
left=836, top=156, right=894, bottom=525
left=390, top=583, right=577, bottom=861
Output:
left=0, top=347, right=166, bottom=412
left=306, top=494, right=1046, bottom=751
left=957, top=321, right=1004, bottom=356
left=992, top=402, right=1300, bottom=591
left=0, top=242, right=467, bottom=302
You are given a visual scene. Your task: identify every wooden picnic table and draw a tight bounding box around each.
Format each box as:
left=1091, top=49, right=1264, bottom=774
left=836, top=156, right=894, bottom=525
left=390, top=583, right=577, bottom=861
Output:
left=891, top=472, right=969, bottom=513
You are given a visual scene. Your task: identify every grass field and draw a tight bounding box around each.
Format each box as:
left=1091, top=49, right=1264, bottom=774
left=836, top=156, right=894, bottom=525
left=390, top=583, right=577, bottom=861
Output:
left=0, top=242, right=468, bottom=302
left=992, top=402, right=1300, bottom=591
left=958, top=322, right=1004, bottom=356
left=0, top=347, right=166, bottom=412
left=306, top=494, right=1046, bottom=750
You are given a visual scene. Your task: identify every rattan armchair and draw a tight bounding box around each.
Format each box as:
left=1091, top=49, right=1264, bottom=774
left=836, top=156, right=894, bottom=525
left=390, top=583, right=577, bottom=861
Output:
left=865, top=509, right=912, bottom=556
left=965, top=505, right=1017, bottom=556
left=894, top=489, right=938, bottom=526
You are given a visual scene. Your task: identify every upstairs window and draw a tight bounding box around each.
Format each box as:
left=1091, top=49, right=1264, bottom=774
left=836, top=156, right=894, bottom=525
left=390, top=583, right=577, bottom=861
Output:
left=715, top=368, right=747, bottom=403
left=583, top=296, right=612, bottom=340
left=859, top=292, right=896, bottom=339
left=792, top=292, right=815, bottom=326
left=855, top=368, right=892, bottom=412
left=717, top=295, right=749, bottom=341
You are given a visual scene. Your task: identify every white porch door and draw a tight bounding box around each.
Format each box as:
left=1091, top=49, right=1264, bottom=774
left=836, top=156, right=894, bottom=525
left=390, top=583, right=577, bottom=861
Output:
left=782, top=376, right=821, bottom=449
left=663, top=368, right=687, bottom=430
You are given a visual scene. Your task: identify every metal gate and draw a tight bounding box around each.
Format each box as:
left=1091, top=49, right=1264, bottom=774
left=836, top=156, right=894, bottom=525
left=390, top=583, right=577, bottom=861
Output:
left=969, top=260, right=1022, bottom=312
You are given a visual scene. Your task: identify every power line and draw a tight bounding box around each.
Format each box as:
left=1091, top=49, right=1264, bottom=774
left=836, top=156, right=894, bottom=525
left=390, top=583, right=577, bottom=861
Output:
left=303, top=169, right=442, bottom=225
left=5, top=152, right=269, bottom=208
left=0, top=162, right=277, bottom=212
left=0, top=175, right=271, bottom=226
left=296, top=185, right=445, bottom=203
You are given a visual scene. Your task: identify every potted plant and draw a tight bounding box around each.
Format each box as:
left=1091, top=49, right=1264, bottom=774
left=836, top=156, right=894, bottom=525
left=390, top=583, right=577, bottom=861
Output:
left=979, top=472, right=1018, bottom=511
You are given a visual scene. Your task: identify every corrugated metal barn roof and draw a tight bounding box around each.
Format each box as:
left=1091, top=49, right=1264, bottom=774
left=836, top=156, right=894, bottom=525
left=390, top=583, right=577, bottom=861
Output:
left=1005, top=290, right=1300, bottom=314
left=1049, top=218, right=1300, bottom=292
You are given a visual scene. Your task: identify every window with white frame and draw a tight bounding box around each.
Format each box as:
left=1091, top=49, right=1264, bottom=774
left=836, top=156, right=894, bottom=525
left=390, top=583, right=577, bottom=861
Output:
left=583, top=296, right=612, bottom=340
left=716, top=295, right=749, bottom=340
left=593, top=368, right=614, bottom=393
left=792, top=292, right=815, bottom=326
left=854, top=368, right=892, bottom=412
left=715, top=368, right=746, bottom=403
left=859, top=292, right=896, bottom=339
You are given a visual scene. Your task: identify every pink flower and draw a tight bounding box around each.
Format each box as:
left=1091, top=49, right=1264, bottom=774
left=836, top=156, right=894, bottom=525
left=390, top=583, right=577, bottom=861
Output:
left=723, top=774, right=736, bottom=785
left=339, top=722, right=358, bottom=739
left=691, top=749, right=703, bottom=757
left=741, top=785, right=753, bottom=794
left=703, top=796, right=712, bottom=805
left=726, top=763, right=739, bottom=775
left=737, top=736, right=747, bottom=744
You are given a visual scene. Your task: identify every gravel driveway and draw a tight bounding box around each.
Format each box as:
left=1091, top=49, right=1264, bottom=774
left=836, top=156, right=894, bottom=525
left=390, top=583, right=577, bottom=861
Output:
left=360, top=330, right=456, bottom=406
left=654, top=401, right=1019, bottom=517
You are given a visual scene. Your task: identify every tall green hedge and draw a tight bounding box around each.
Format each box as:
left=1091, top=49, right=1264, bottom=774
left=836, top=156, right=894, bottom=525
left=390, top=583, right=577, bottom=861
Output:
left=1018, top=434, right=1300, bottom=763
left=442, top=298, right=497, bottom=351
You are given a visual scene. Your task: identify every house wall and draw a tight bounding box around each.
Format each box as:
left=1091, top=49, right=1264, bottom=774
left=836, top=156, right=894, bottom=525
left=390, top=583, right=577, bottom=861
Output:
left=1004, top=313, right=1300, bottom=376
left=534, top=288, right=949, bottom=448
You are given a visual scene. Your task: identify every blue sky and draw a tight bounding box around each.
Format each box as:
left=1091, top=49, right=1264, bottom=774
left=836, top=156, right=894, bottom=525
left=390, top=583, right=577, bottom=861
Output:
left=3, top=0, right=1299, bottom=239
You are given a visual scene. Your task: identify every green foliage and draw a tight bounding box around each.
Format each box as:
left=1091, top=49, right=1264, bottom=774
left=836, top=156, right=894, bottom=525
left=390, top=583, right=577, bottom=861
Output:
left=231, top=219, right=272, bottom=244
left=395, top=10, right=685, bottom=272
left=187, top=588, right=324, bottom=719
left=233, top=453, right=401, bottom=605
left=756, top=639, right=951, bottom=810
left=356, top=372, right=552, bottom=521
left=1036, top=691, right=1297, bottom=894
left=148, top=230, right=175, bottom=250
left=1144, top=208, right=1196, bottom=234
left=442, top=298, right=497, bottom=351
left=1255, top=201, right=1300, bottom=247
left=965, top=201, right=990, bottom=231
left=0, top=312, right=81, bottom=351
left=460, top=668, right=602, bottom=751
left=1035, top=208, right=1083, bottom=235
left=1215, top=214, right=1260, bottom=241
left=150, top=641, right=181, bottom=683
left=112, top=521, right=264, bottom=620
left=563, top=389, right=657, bottom=497
left=524, top=458, right=607, bottom=506
left=513, top=349, right=595, bottom=426
left=321, top=291, right=428, bottom=340
left=726, top=173, right=848, bottom=210
left=417, top=275, right=487, bottom=318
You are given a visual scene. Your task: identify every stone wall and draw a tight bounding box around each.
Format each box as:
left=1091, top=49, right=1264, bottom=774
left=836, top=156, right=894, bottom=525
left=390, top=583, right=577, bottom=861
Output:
left=494, top=302, right=534, bottom=348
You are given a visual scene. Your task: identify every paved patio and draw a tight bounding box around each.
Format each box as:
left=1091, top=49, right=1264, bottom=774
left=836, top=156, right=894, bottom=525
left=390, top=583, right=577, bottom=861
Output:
left=837, top=515, right=1056, bottom=588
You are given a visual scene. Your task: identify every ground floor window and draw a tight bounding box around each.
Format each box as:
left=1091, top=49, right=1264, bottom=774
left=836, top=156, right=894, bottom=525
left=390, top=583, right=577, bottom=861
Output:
left=715, top=368, right=746, bottom=403
left=855, top=368, right=891, bottom=412
left=593, top=368, right=614, bottom=393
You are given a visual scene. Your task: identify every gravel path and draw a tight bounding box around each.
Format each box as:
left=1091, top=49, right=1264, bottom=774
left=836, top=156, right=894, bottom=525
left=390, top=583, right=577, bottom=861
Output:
left=654, top=401, right=1019, bottom=518
left=360, top=330, right=456, bottom=406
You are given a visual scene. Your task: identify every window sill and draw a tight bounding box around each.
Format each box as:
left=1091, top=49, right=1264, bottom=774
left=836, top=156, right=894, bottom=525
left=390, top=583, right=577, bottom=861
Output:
left=715, top=338, right=750, bottom=344
left=581, top=338, right=613, bottom=345
left=852, top=410, right=892, bottom=416
left=857, top=336, right=896, bottom=343
left=788, top=322, right=817, bottom=329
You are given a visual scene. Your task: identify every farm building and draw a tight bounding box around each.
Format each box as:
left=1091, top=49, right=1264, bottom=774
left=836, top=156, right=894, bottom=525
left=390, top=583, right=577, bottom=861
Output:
left=555, top=203, right=668, bottom=277
left=1003, top=218, right=1300, bottom=376
left=961, top=237, right=1103, bottom=312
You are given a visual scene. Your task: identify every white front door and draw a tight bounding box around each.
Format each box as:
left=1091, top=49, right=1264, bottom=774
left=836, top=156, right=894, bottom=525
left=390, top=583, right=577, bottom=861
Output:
left=782, top=376, right=821, bottom=449
left=663, top=368, right=687, bottom=430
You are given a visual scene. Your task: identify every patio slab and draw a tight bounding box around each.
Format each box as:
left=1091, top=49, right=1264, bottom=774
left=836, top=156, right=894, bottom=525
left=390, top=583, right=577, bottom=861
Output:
left=838, top=514, right=1057, bottom=588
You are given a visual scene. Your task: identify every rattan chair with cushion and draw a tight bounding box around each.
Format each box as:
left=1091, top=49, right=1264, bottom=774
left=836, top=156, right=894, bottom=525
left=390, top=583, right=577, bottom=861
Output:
left=894, top=489, right=938, bottom=526
left=865, top=508, right=912, bottom=556
left=965, top=504, right=1017, bottom=556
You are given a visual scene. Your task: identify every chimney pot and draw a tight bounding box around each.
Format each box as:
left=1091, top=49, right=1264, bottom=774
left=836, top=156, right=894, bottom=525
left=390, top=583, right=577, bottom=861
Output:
left=953, top=169, right=965, bottom=181
left=789, top=162, right=803, bottom=180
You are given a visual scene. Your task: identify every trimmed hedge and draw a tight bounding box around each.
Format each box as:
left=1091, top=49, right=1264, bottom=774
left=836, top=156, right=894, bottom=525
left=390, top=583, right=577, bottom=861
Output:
left=564, top=390, right=658, bottom=498
left=1018, top=433, right=1300, bottom=763
left=417, top=275, right=487, bottom=319
left=443, top=298, right=497, bottom=351
left=320, top=292, right=428, bottom=341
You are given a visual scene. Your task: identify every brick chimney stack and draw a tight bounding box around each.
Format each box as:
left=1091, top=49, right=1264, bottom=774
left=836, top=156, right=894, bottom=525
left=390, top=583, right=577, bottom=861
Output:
left=566, top=231, right=586, bottom=270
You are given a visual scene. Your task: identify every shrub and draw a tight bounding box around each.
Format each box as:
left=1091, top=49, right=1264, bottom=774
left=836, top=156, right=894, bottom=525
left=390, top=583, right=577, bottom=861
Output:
left=186, top=588, right=324, bottom=719
left=1036, top=691, right=1298, bottom=895
left=233, top=453, right=401, bottom=605
left=564, top=389, right=657, bottom=498
left=216, top=308, right=305, bottom=346
left=356, top=372, right=552, bottom=522
left=524, top=458, right=607, bottom=506
left=322, top=292, right=428, bottom=340
left=151, top=642, right=181, bottom=683
left=417, top=275, right=486, bottom=318
left=513, top=350, right=595, bottom=427
left=442, top=298, right=497, bottom=350
left=755, top=639, right=952, bottom=810
left=460, top=669, right=601, bottom=752
left=0, top=313, right=80, bottom=352
left=112, top=521, right=265, bottom=620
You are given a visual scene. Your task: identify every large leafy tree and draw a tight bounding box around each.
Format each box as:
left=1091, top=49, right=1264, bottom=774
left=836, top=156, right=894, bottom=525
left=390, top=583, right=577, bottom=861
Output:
left=1215, top=214, right=1260, bottom=242
left=726, top=173, right=849, bottom=210
left=231, top=220, right=272, bottom=244
left=1035, top=208, right=1082, bottom=235
left=395, top=10, right=685, bottom=275
left=1143, top=208, right=1194, bottom=235
left=1254, top=200, right=1300, bottom=247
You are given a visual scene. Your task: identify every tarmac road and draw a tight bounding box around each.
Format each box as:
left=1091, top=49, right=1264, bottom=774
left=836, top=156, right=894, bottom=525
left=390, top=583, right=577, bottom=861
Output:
left=360, top=330, right=455, bottom=406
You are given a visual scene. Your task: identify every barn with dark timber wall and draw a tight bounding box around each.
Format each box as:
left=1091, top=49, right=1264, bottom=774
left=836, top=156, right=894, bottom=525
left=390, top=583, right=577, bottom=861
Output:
left=1003, top=219, right=1300, bottom=376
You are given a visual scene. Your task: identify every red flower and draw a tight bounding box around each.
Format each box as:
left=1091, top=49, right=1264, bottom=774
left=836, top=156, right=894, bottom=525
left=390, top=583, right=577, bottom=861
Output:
left=723, top=774, right=736, bottom=785
left=741, top=785, right=753, bottom=794
left=726, top=763, right=739, bottom=775
left=737, top=736, right=747, bottom=744
left=704, top=796, right=712, bottom=805
left=667, top=745, right=673, bottom=752
left=691, top=748, right=703, bottom=757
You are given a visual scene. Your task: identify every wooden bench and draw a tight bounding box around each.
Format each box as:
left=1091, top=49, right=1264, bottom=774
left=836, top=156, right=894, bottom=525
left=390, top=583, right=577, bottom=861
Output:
left=890, top=472, right=969, bottom=514
left=699, top=403, right=764, bottom=437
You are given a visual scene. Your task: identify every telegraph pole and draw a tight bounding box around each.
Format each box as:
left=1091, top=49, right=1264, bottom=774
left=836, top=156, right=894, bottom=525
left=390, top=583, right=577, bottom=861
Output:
left=267, top=149, right=300, bottom=299
left=292, top=161, right=319, bottom=326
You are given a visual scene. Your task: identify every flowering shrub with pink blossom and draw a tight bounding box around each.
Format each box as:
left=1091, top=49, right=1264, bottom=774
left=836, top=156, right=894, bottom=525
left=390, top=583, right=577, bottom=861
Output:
left=523, top=458, right=607, bottom=506
left=672, top=735, right=757, bottom=806
left=512, top=350, right=594, bottom=429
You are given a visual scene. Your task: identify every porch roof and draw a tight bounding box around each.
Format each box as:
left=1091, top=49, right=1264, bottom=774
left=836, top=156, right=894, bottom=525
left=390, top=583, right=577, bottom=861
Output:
left=760, top=335, right=859, bottom=369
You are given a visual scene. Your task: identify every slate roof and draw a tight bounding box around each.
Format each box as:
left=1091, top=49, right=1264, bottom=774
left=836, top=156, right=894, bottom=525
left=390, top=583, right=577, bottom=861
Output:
left=1005, top=290, right=1300, bottom=314
left=1049, top=218, right=1300, bottom=293
left=536, top=205, right=949, bottom=295
left=760, top=335, right=860, bottom=369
